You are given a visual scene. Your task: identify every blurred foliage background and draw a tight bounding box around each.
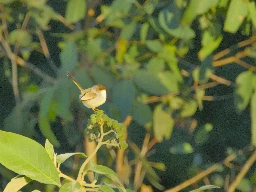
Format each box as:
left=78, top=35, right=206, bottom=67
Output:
left=1, top=0, right=256, bottom=191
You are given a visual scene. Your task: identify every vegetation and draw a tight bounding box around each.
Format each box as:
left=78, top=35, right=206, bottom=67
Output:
left=0, top=0, right=256, bottom=191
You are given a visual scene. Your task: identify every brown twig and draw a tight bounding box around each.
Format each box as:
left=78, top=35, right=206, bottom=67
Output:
left=213, top=36, right=256, bottom=61
left=134, top=133, right=151, bottom=191
left=15, top=56, right=55, bottom=83
left=228, top=151, right=256, bottom=192
left=164, top=164, right=218, bottom=192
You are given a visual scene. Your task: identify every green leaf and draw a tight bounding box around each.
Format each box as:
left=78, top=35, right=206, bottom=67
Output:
left=224, top=0, right=248, bottom=33
left=88, top=164, right=125, bottom=192
left=170, top=142, right=194, bottom=154
left=97, top=185, right=115, bottom=192
left=235, top=71, right=254, bottom=112
left=190, top=185, right=220, bottom=192
left=56, top=153, right=86, bottom=164
left=134, top=70, right=169, bottom=96
left=147, top=57, right=165, bottom=75
left=112, top=80, right=136, bottom=120
left=132, top=101, right=153, bottom=126
left=146, top=40, right=163, bottom=53
left=153, top=105, right=174, bottom=141
left=158, top=71, right=182, bottom=93
left=92, top=66, right=115, bottom=89
left=0, top=0, right=16, bottom=4
left=0, top=131, right=60, bottom=186
left=45, top=139, right=54, bottom=161
left=39, top=88, right=60, bottom=147
left=140, top=22, right=149, bottom=42
left=120, top=22, right=137, bottom=40
left=59, top=41, right=78, bottom=75
left=195, top=88, right=205, bottom=110
left=251, top=92, right=256, bottom=146
left=59, top=181, right=81, bottom=192
left=248, top=2, right=256, bottom=28
left=9, top=29, right=32, bottom=47
left=195, top=123, right=213, bottom=146
left=3, top=176, right=32, bottom=192
left=65, top=0, right=87, bottom=23
left=180, top=99, right=198, bottom=117
left=53, top=79, right=73, bottom=121
left=196, top=0, right=218, bottom=14
left=199, top=31, right=223, bottom=61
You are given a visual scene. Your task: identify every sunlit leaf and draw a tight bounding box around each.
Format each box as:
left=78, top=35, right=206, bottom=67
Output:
left=147, top=57, right=165, bottom=75
left=199, top=31, right=223, bottom=61
left=57, top=153, right=86, bottom=165
left=251, top=92, right=256, bottom=146
left=224, top=0, right=248, bottom=33
left=140, top=22, right=149, bottom=42
left=170, top=142, right=194, bottom=154
left=0, top=131, right=60, bottom=186
left=97, top=185, right=115, bottom=192
left=248, top=2, right=256, bottom=28
left=116, top=39, right=128, bottom=63
left=158, top=71, right=182, bottom=93
left=112, top=80, right=136, bottom=120
left=88, top=164, right=125, bottom=192
left=45, top=139, right=54, bottom=161
left=235, top=71, right=254, bottom=112
left=65, top=0, right=87, bottom=23
left=190, top=185, right=220, bottom=192
left=3, top=176, right=32, bottom=192
left=120, top=22, right=136, bottom=40
left=146, top=40, right=163, bottom=53
left=180, top=99, right=198, bottom=117
left=9, top=29, right=32, bottom=47
left=153, top=105, right=174, bottom=141
left=59, top=181, right=81, bottom=192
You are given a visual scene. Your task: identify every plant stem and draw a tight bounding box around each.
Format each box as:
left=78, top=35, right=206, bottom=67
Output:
left=77, top=124, right=105, bottom=182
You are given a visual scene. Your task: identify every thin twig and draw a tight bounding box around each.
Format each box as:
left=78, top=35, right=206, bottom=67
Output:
left=15, top=56, right=55, bottom=83
left=228, top=151, right=256, bottom=192
left=164, top=164, right=218, bottom=192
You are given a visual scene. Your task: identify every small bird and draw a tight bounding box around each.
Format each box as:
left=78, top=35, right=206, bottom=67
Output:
left=67, top=72, right=107, bottom=111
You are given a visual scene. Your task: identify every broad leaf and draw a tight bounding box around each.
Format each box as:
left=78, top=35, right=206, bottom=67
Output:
left=92, top=66, right=115, bottom=89
left=153, top=105, right=174, bottom=141
left=147, top=57, right=165, bottom=75
left=9, top=29, right=32, bottom=47
left=224, top=0, right=248, bottom=33
left=0, top=131, right=60, bottom=186
left=132, top=101, right=152, bottom=126
left=56, top=153, right=86, bottom=164
left=39, top=88, right=60, bottom=147
left=180, top=99, right=198, bottom=117
left=146, top=40, right=163, bottom=53
left=59, top=181, right=81, bottom=192
left=3, top=176, right=32, bottom=192
left=88, top=164, right=125, bottom=192
left=134, top=70, right=169, bottom=96
left=45, top=139, right=55, bottom=161
left=59, top=41, right=78, bottom=75
left=251, top=92, right=256, bottom=146
left=248, top=2, right=256, bottom=28
left=235, top=71, right=254, bottom=112
left=112, top=80, right=136, bottom=120
left=190, top=185, right=220, bottom=192
left=65, top=0, right=87, bottom=23
left=97, top=185, right=115, bottom=192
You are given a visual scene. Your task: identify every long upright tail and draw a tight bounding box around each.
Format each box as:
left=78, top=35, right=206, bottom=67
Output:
left=67, top=72, right=84, bottom=91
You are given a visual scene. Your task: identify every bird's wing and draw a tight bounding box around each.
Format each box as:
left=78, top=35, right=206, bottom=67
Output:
left=80, top=92, right=97, bottom=101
